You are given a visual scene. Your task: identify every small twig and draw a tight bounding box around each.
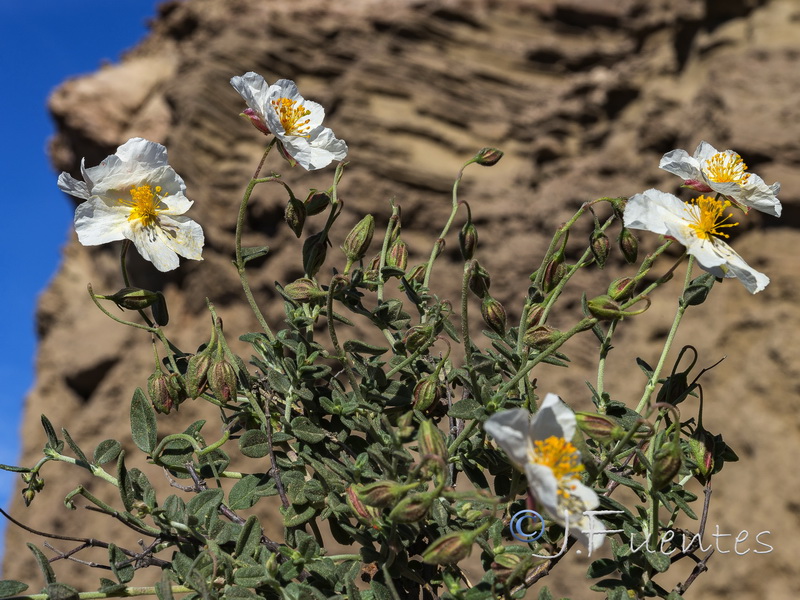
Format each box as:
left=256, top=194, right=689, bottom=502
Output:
left=43, top=542, right=112, bottom=569
left=263, top=390, right=290, bottom=509
left=163, top=467, right=197, bottom=492
left=674, top=549, right=714, bottom=595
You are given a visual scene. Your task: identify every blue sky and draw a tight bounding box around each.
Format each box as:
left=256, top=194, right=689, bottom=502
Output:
left=0, top=0, right=162, bottom=561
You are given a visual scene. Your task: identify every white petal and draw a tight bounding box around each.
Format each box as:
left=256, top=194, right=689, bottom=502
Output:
left=691, top=240, right=769, bottom=294
left=74, top=199, right=130, bottom=246
left=158, top=215, right=205, bottom=261
left=623, top=189, right=682, bottom=236
left=57, top=172, right=90, bottom=200
left=692, top=140, right=719, bottom=163
left=130, top=226, right=180, bottom=272
left=231, top=71, right=271, bottom=116
left=525, top=463, right=560, bottom=512
left=735, top=174, right=782, bottom=217
left=158, top=190, right=193, bottom=216
left=530, top=393, right=576, bottom=442
left=484, top=409, right=531, bottom=468
left=115, top=137, right=169, bottom=167
left=659, top=148, right=700, bottom=181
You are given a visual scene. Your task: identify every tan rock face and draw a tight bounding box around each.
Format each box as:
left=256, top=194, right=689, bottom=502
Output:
left=6, top=0, right=800, bottom=597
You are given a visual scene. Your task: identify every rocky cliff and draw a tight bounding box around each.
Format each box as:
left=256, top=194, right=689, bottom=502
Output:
left=5, top=0, right=800, bottom=597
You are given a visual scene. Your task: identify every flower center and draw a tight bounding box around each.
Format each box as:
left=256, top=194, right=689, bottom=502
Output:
left=703, top=151, right=751, bottom=186
left=686, top=195, right=739, bottom=240
left=271, top=98, right=312, bottom=137
left=530, top=436, right=584, bottom=482
left=119, top=185, right=164, bottom=228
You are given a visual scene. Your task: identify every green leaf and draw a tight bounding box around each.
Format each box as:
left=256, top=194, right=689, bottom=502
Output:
left=235, top=515, right=263, bottom=560
left=643, top=544, right=671, bottom=572
left=239, top=429, right=270, bottom=458
left=291, top=416, right=327, bottom=444
left=343, top=340, right=389, bottom=355
left=449, top=397, right=485, bottom=420
left=41, top=415, right=60, bottom=451
left=93, top=439, right=122, bottom=464
left=229, top=474, right=275, bottom=510
left=26, top=543, right=55, bottom=584
left=0, top=464, right=30, bottom=473
left=130, top=388, right=157, bottom=453
left=61, top=429, right=89, bottom=464
left=109, top=544, right=134, bottom=584
left=281, top=504, right=316, bottom=527
left=233, top=565, right=271, bottom=588
left=155, top=573, right=175, bottom=600
left=97, top=579, right=127, bottom=595
left=241, top=246, right=270, bottom=264
left=43, top=583, right=79, bottom=600
left=186, top=489, right=224, bottom=523
left=586, top=558, right=617, bottom=578
left=537, top=587, right=553, bottom=600
left=0, top=580, right=28, bottom=597
left=605, top=470, right=646, bottom=493
left=116, top=451, right=134, bottom=511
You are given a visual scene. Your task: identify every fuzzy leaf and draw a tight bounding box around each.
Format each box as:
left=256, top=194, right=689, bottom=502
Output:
left=93, top=439, right=122, bottom=465
left=130, top=387, right=157, bottom=453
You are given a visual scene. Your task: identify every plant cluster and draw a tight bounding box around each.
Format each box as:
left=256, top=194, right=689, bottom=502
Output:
left=0, top=72, right=782, bottom=600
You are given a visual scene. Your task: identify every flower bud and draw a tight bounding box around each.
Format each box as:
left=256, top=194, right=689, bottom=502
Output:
left=491, top=551, right=526, bottom=583
left=474, top=147, right=504, bottom=166
left=468, top=263, right=491, bottom=298
left=386, top=238, right=408, bottom=272
left=388, top=492, right=434, bottom=523
left=575, top=412, right=625, bottom=444
left=284, top=197, right=306, bottom=238
left=406, top=263, right=427, bottom=284
left=523, top=324, right=560, bottom=350
left=525, top=304, right=545, bottom=329
left=346, top=485, right=382, bottom=527
left=459, top=221, right=478, bottom=260
left=412, top=377, right=444, bottom=412
left=149, top=371, right=184, bottom=414
left=433, top=238, right=446, bottom=259
left=422, top=531, right=474, bottom=565
left=208, top=358, right=238, bottom=402
left=652, top=441, right=683, bottom=490
left=108, top=287, right=161, bottom=310
left=186, top=351, right=212, bottom=398
left=481, top=296, right=507, bottom=336
left=396, top=411, right=415, bottom=440
left=418, top=420, right=448, bottom=463
left=283, top=278, right=326, bottom=303
left=586, top=295, right=624, bottom=321
left=265, top=552, right=279, bottom=576
left=618, top=227, right=639, bottom=264
left=542, top=256, right=566, bottom=293
left=404, top=326, right=433, bottom=354
left=687, top=430, right=715, bottom=483
left=590, top=231, right=610, bottom=268
left=607, top=277, right=636, bottom=301
left=341, top=215, right=375, bottom=264
left=302, top=231, right=328, bottom=277
left=240, top=108, right=270, bottom=136
left=304, top=190, right=330, bottom=216
left=22, top=488, right=36, bottom=506
left=354, top=480, right=417, bottom=509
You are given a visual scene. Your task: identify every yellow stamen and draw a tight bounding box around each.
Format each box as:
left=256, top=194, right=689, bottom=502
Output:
left=118, top=184, right=164, bottom=228
left=686, top=195, right=739, bottom=240
left=271, top=97, right=312, bottom=137
left=703, top=151, right=751, bottom=186
left=529, top=436, right=584, bottom=482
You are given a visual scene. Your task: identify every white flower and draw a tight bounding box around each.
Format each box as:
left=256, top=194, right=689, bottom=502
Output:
left=483, top=394, right=604, bottom=553
left=624, top=189, right=768, bottom=293
left=660, top=141, right=781, bottom=217
left=230, top=72, right=348, bottom=171
left=57, top=138, right=204, bottom=272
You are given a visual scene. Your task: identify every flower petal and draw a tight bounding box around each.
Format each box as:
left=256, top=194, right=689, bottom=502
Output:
left=483, top=409, right=531, bottom=469
left=659, top=148, right=700, bottom=181
left=530, top=394, right=575, bottom=442
left=57, top=172, right=91, bottom=200
left=74, top=199, right=130, bottom=246
left=231, top=71, right=271, bottom=118
left=157, top=215, right=205, bottom=261
left=130, top=226, right=180, bottom=272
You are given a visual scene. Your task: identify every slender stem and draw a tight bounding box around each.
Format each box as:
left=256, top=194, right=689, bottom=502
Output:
left=596, top=320, right=618, bottom=413
left=5, top=586, right=193, bottom=600
left=45, top=452, right=117, bottom=486
left=377, top=202, right=400, bottom=303
left=460, top=260, right=480, bottom=394
left=634, top=256, right=695, bottom=414
left=119, top=240, right=156, bottom=328
left=327, top=275, right=362, bottom=401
